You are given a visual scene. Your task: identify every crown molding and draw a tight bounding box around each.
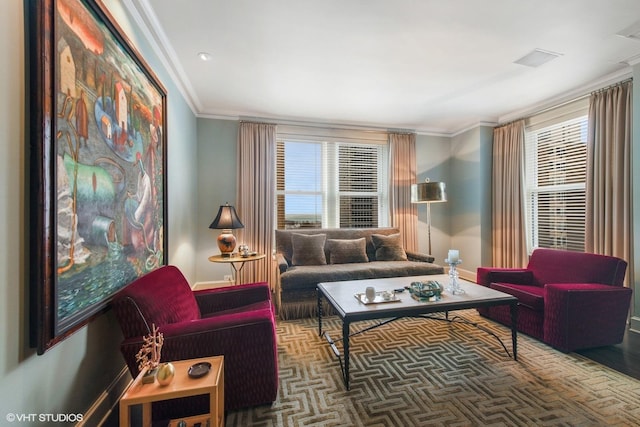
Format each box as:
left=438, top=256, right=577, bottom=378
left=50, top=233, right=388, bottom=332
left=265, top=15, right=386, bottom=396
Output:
left=498, top=67, right=633, bottom=124
left=123, top=0, right=200, bottom=114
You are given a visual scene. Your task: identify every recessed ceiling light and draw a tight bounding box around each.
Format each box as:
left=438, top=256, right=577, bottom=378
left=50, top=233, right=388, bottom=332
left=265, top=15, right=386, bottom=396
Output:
left=514, top=49, right=563, bottom=68
left=197, top=52, right=213, bottom=61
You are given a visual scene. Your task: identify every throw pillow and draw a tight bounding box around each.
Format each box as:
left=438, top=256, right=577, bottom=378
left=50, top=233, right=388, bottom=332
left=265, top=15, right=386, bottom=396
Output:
left=291, top=233, right=327, bottom=266
left=371, top=233, right=408, bottom=261
left=326, top=238, right=369, bottom=264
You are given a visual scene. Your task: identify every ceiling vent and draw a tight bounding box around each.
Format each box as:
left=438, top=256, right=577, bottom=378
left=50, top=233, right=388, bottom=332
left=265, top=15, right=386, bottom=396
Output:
left=514, top=49, right=563, bottom=68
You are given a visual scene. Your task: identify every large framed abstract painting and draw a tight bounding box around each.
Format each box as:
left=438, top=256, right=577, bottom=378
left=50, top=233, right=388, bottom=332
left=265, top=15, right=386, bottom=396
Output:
left=28, top=0, right=167, bottom=354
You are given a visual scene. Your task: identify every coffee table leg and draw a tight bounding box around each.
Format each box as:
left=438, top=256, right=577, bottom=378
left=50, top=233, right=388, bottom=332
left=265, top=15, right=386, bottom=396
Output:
left=510, top=302, right=518, bottom=361
left=317, top=288, right=323, bottom=336
left=343, top=320, right=350, bottom=390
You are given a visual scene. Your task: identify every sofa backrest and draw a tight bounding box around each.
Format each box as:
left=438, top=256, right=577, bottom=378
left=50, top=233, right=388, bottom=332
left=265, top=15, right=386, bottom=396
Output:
left=275, top=227, right=400, bottom=265
left=527, top=249, right=627, bottom=287
left=112, top=265, right=201, bottom=339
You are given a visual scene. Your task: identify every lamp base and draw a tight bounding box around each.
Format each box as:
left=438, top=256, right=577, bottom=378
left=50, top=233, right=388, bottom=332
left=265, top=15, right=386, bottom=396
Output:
left=217, top=230, right=236, bottom=257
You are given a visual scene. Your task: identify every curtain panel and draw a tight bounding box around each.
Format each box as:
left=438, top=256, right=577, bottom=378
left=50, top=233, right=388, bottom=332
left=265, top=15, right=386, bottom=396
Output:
left=586, top=80, right=632, bottom=283
left=236, top=122, right=277, bottom=288
left=388, top=133, right=418, bottom=252
left=492, top=120, right=528, bottom=268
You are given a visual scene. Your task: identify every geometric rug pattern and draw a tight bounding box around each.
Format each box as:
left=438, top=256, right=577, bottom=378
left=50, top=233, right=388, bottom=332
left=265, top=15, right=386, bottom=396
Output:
left=226, top=310, right=640, bottom=426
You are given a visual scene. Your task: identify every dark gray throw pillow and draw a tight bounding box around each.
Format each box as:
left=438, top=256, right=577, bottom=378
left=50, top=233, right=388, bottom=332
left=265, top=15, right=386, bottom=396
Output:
left=371, top=233, right=408, bottom=261
left=291, top=233, right=327, bottom=266
left=326, top=238, right=368, bottom=264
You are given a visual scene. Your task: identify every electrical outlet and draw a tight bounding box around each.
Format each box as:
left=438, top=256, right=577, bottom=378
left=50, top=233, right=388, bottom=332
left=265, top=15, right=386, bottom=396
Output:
left=224, top=275, right=233, bottom=282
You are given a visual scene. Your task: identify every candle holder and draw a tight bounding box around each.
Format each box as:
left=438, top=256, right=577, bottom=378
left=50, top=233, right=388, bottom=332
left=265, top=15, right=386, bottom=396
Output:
left=445, top=258, right=465, bottom=295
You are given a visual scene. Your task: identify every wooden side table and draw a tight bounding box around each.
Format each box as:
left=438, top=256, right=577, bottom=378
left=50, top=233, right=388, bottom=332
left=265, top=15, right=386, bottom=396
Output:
left=208, top=253, right=266, bottom=284
left=119, top=356, right=224, bottom=427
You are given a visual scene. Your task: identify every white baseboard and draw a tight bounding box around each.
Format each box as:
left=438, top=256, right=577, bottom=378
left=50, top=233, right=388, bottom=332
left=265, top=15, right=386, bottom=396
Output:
left=78, top=366, right=131, bottom=427
left=193, top=280, right=232, bottom=290
left=458, top=268, right=476, bottom=283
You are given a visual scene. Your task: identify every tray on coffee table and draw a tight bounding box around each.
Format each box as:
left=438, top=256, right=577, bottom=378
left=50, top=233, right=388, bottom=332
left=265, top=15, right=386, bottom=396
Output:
left=354, top=291, right=401, bottom=305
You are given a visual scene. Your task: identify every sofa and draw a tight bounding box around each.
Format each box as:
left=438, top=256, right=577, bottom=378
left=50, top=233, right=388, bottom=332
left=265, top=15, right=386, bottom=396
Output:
left=476, top=248, right=632, bottom=353
left=112, top=265, right=278, bottom=415
left=274, top=227, right=444, bottom=319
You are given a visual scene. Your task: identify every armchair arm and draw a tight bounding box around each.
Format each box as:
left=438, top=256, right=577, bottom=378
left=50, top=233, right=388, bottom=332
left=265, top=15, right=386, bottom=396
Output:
left=405, top=250, right=435, bottom=263
left=120, top=307, right=277, bottom=378
left=194, top=282, right=271, bottom=315
left=275, top=253, right=289, bottom=274
left=544, top=283, right=632, bottom=352
left=476, top=267, right=534, bottom=287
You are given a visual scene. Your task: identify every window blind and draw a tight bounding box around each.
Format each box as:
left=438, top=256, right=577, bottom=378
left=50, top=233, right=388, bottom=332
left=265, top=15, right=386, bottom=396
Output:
left=524, top=115, right=588, bottom=252
left=276, top=139, right=388, bottom=229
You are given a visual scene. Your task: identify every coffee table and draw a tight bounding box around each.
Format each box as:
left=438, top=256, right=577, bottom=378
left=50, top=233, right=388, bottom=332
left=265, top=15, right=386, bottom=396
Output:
left=317, top=274, right=518, bottom=389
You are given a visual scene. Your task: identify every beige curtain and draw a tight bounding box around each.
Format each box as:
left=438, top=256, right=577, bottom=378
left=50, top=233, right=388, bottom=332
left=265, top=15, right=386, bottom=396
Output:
left=492, top=120, right=528, bottom=268
left=586, top=80, right=632, bottom=277
left=236, top=122, right=277, bottom=288
left=389, top=133, right=418, bottom=252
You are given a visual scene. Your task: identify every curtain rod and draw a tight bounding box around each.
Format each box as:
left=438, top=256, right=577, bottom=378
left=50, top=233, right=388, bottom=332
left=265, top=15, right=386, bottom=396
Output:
left=497, top=93, right=590, bottom=129
left=240, top=116, right=415, bottom=134
left=498, top=75, right=633, bottom=128
left=591, top=77, right=633, bottom=95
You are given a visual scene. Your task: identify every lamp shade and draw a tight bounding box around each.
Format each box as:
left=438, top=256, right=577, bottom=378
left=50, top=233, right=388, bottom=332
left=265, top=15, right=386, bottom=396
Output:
left=411, top=181, right=447, bottom=203
left=209, top=204, right=244, bottom=230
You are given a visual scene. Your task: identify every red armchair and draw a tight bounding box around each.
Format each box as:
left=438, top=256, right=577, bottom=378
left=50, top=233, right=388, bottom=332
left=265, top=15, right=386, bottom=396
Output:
left=476, top=249, right=631, bottom=353
left=112, top=265, right=278, bottom=415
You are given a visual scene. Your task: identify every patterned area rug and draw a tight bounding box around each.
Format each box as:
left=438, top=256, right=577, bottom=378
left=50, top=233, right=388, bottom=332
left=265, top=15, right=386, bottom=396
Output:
left=226, top=310, right=640, bottom=426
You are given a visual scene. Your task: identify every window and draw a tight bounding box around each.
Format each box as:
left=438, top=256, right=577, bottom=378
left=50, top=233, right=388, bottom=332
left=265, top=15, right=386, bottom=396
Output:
left=276, top=138, right=388, bottom=229
left=524, top=114, right=588, bottom=252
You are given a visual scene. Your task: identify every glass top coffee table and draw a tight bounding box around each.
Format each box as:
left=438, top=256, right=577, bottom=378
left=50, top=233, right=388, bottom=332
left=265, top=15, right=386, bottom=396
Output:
left=317, top=274, right=518, bottom=389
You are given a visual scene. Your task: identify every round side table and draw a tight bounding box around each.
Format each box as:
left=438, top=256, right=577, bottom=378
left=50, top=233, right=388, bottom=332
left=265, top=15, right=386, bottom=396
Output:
left=208, top=253, right=266, bottom=284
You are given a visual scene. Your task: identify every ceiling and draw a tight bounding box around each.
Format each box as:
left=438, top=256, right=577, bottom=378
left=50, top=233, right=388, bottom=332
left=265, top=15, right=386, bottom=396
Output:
left=127, top=0, right=640, bottom=135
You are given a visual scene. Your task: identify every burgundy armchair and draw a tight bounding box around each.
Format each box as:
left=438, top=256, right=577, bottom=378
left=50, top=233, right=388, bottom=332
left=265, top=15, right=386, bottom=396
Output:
left=476, top=249, right=631, bottom=352
left=112, top=265, right=278, bottom=414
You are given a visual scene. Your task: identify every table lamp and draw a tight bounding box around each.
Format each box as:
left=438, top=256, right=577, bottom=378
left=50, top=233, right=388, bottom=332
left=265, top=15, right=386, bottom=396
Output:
left=209, top=203, right=244, bottom=257
left=411, top=179, right=447, bottom=255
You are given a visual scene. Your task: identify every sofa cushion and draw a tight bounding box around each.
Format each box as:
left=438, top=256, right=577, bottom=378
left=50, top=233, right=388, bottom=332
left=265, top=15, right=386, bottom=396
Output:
left=371, top=233, right=408, bottom=261
left=279, top=260, right=445, bottom=291
left=326, top=238, right=368, bottom=264
left=275, top=227, right=403, bottom=264
left=490, top=282, right=545, bottom=311
left=291, top=233, right=327, bottom=266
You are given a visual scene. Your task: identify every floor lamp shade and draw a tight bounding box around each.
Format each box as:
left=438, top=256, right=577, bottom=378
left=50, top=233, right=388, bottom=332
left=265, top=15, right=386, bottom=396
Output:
left=209, top=203, right=244, bottom=257
left=411, top=181, right=447, bottom=204
left=411, top=181, right=447, bottom=255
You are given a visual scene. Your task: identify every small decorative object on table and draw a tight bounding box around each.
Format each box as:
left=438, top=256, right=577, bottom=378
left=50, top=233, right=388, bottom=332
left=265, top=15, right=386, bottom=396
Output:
left=408, top=280, right=443, bottom=301
left=156, top=362, right=175, bottom=386
left=135, top=324, right=164, bottom=384
left=354, top=290, right=399, bottom=304
left=446, top=250, right=465, bottom=295
left=238, top=244, right=250, bottom=257
left=188, top=361, right=212, bottom=379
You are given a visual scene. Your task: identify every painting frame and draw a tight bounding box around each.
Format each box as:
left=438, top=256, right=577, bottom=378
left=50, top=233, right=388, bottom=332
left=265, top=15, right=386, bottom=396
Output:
left=28, top=0, right=168, bottom=354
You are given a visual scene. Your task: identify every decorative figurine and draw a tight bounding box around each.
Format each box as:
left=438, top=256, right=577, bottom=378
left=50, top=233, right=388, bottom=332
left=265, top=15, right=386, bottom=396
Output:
left=135, top=324, right=164, bottom=383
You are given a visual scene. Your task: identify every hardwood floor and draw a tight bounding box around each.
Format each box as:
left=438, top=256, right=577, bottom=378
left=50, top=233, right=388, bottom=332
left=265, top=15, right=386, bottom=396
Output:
left=577, top=326, right=640, bottom=380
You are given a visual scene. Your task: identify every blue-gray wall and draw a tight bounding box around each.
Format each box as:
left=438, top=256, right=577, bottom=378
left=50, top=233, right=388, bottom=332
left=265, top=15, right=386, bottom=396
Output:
left=196, top=118, right=239, bottom=282
left=448, top=126, right=493, bottom=278
left=632, top=63, right=640, bottom=332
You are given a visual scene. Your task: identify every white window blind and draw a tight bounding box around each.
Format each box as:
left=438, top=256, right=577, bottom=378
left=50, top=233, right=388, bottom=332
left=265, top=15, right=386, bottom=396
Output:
left=276, top=138, right=388, bottom=229
left=524, top=114, right=588, bottom=252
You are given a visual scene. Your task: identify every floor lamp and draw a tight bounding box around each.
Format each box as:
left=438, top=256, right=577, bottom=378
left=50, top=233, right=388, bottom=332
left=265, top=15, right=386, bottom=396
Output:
left=411, top=180, right=447, bottom=255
